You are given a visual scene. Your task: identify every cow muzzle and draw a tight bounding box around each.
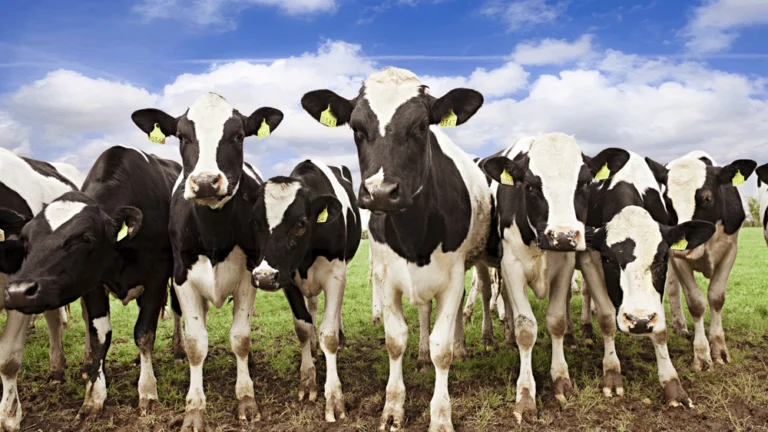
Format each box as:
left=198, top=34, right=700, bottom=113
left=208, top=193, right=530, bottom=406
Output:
left=251, top=264, right=280, bottom=292
left=358, top=181, right=410, bottom=214
left=619, top=312, right=659, bottom=335
left=4, top=281, right=56, bottom=314
left=540, top=225, right=585, bottom=251
left=185, top=171, right=227, bottom=201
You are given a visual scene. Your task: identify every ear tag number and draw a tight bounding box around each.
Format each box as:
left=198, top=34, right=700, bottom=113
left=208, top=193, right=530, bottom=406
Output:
left=440, top=110, right=457, bottom=128
left=320, top=105, right=337, bottom=128
left=500, top=169, right=514, bottom=185
left=670, top=237, right=688, bottom=251
left=257, top=119, right=270, bottom=139
left=149, top=123, right=166, bottom=144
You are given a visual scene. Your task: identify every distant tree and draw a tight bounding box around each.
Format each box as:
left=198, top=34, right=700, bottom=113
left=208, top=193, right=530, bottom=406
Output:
left=747, top=196, right=761, bottom=227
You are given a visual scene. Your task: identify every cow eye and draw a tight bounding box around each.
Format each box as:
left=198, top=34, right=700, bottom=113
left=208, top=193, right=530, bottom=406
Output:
left=235, top=133, right=245, bottom=141
left=353, top=128, right=366, bottom=142
left=294, top=218, right=308, bottom=237
left=83, top=234, right=95, bottom=244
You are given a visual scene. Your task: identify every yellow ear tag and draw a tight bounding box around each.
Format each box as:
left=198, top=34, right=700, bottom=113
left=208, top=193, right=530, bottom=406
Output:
left=117, top=222, right=129, bottom=242
left=670, top=237, right=688, bottom=251
left=257, top=119, right=270, bottom=139
left=149, top=123, right=166, bottom=144
left=440, top=110, right=457, bottom=128
left=500, top=169, right=514, bottom=185
left=319, top=105, right=337, bottom=128
left=594, top=163, right=610, bottom=181
left=0, top=228, right=5, bottom=243
left=733, top=169, right=745, bottom=186
left=317, top=206, right=329, bottom=223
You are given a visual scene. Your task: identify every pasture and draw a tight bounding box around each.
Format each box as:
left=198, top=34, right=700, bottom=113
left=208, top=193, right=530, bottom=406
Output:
left=7, top=229, right=768, bottom=431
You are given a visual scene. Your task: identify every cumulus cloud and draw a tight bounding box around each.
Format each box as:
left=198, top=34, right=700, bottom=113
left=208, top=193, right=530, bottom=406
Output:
left=480, top=0, right=568, bottom=31
left=134, top=0, right=337, bottom=28
left=683, top=0, right=768, bottom=54
left=512, top=35, right=595, bottom=66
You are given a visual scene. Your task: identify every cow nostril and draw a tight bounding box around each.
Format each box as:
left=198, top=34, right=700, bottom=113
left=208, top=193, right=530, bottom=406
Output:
left=624, top=313, right=636, bottom=323
left=648, top=313, right=657, bottom=322
left=388, top=184, right=400, bottom=201
left=24, top=283, right=39, bottom=298
left=212, top=174, right=223, bottom=188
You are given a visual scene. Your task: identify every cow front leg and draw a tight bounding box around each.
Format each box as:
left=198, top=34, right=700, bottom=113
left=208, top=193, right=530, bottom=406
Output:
left=650, top=331, right=693, bottom=408
left=671, top=258, right=711, bottom=371
left=462, top=267, right=481, bottom=323
left=0, top=311, right=32, bottom=432
left=379, top=285, right=408, bottom=431
left=708, top=244, right=736, bottom=365
left=416, top=301, right=432, bottom=372
left=307, top=295, right=319, bottom=361
left=579, top=276, right=594, bottom=345
left=453, top=288, right=467, bottom=362
left=231, top=273, right=259, bottom=424
left=548, top=253, right=577, bottom=407
left=43, top=308, right=66, bottom=383
left=665, top=264, right=689, bottom=337
left=80, top=297, right=91, bottom=379
left=135, top=277, right=168, bottom=415
left=78, top=289, right=111, bottom=420
left=176, top=281, right=209, bottom=432
left=294, top=305, right=317, bottom=402
left=319, top=264, right=347, bottom=422
left=475, top=262, right=495, bottom=350
left=170, top=287, right=186, bottom=361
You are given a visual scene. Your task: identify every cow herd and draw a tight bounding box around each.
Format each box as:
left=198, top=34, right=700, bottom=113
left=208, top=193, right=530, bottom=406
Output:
left=0, top=66, right=765, bottom=432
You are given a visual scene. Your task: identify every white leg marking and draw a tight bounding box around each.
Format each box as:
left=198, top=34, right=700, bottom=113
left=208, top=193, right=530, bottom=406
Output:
left=0, top=312, right=32, bottom=432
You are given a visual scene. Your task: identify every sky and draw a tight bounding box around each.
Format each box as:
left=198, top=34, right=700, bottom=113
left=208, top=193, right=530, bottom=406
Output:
left=1, top=0, right=768, bottom=200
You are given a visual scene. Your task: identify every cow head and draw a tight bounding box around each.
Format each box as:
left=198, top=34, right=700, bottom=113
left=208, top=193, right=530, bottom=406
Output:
left=3, top=192, right=142, bottom=314
left=132, top=93, right=283, bottom=209
left=301, top=67, right=483, bottom=214
left=0, top=209, right=32, bottom=276
left=589, top=206, right=715, bottom=335
left=481, top=134, right=594, bottom=251
left=250, top=177, right=342, bottom=291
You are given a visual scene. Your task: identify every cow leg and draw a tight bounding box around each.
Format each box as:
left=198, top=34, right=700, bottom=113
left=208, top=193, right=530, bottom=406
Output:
left=135, top=277, right=168, bottom=415
left=665, top=264, right=689, bottom=337
left=563, top=288, right=576, bottom=348
left=580, top=277, right=594, bottom=345
left=475, top=262, right=495, bottom=350
left=453, top=289, right=468, bottom=362
left=337, top=304, right=346, bottom=349
left=670, top=258, right=711, bottom=372
left=80, top=297, right=92, bottom=379
left=371, top=267, right=382, bottom=327
left=489, top=272, right=499, bottom=314
left=462, top=268, right=480, bottom=323
left=428, top=267, right=464, bottom=432
left=231, top=272, right=259, bottom=424
left=307, top=295, right=319, bottom=361
left=294, top=300, right=317, bottom=403
left=707, top=245, right=737, bottom=365
left=78, top=288, right=111, bottom=420
left=501, top=259, right=535, bottom=423
left=416, top=302, right=432, bottom=371
left=379, top=285, right=408, bottom=431
left=60, top=306, right=69, bottom=328
left=499, top=281, right=515, bottom=347
left=548, top=253, right=577, bottom=406
left=0, top=311, right=32, bottom=432
left=176, top=280, right=209, bottom=432
left=650, top=331, right=692, bottom=408
left=170, top=287, right=186, bottom=361
left=43, top=309, right=66, bottom=383
left=319, top=263, right=347, bottom=422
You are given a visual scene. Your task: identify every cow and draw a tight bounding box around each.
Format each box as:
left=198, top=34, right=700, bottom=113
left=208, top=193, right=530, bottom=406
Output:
left=302, top=66, right=491, bottom=431
left=578, top=147, right=714, bottom=407
left=479, top=133, right=593, bottom=423
left=250, top=159, right=361, bottom=422
left=658, top=151, right=755, bottom=371
left=462, top=267, right=504, bottom=324
left=131, top=93, right=308, bottom=431
left=0, top=149, right=79, bottom=431
left=3, top=146, right=182, bottom=420
left=755, top=164, right=768, bottom=245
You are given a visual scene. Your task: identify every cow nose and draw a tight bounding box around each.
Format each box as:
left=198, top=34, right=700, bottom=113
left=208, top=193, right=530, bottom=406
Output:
left=358, top=181, right=404, bottom=213
left=5, top=282, right=40, bottom=307
left=251, top=269, right=279, bottom=291
left=623, top=312, right=657, bottom=334
left=543, top=227, right=582, bottom=251
left=189, top=172, right=225, bottom=198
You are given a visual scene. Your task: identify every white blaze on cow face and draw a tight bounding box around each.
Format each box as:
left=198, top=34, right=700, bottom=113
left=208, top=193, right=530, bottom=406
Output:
left=44, top=201, right=87, bottom=231
left=604, top=206, right=666, bottom=335
left=263, top=180, right=302, bottom=232
left=364, top=167, right=385, bottom=189
left=364, top=67, right=422, bottom=136
left=665, top=155, right=709, bottom=224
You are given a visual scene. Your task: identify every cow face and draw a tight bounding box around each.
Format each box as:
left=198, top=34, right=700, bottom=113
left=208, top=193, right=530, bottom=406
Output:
left=482, top=134, right=594, bottom=251
left=132, top=93, right=283, bottom=209
left=0, top=209, right=32, bottom=276
left=250, top=178, right=342, bottom=291
left=3, top=195, right=142, bottom=314
left=301, top=67, right=483, bottom=214
left=590, top=206, right=715, bottom=335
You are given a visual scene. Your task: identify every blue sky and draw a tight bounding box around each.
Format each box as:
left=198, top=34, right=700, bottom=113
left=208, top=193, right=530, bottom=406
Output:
left=1, top=0, right=768, bottom=194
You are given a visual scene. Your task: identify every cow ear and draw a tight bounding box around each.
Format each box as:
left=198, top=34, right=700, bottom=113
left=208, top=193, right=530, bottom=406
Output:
left=586, top=226, right=605, bottom=251
left=311, top=195, right=342, bottom=226
left=645, top=157, right=668, bottom=185
left=587, top=148, right=630, bottom=182
left=131, top=109, right=177, bottom=143
left=245, top=107, right=284, bottom=138
left=718, top=159, right=757, bottom=187
left=0, top=208, right=32, bottom=234
left=481, top=156, right=522, bottom=185
left=301, top=90, right=354, bottom=128
left=662, top=220, right=715, bottom=251
left=756, top=163, right=768, bottom=186
left=430, top=88, right=484, bottom=127
left=110, top=206, right=143, bottom=243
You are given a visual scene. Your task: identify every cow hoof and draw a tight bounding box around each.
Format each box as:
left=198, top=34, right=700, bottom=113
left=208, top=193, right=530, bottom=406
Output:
left=77, top=402, right=103, bottom=420
left=563, top=333, right=577, bottom=349
left=513, top=388, right=537, bottom=424
left=173, top=347, right=186, bottom=361
left=601, top=370, right=624, bottom=397
left=710, top=341, right=731, bottom=365
left=49, top=371, right=66, bottom=384
left=325, top=384, right=346, bottom=422
left=139, top=398, right=159, bottom=416
left=581, top=324, right=594, bottom=345
left=554, top=377, right=577, bottom=407
left=428, top=418, right=454, bottom=432
left=237, top=396, right=261, bottom=423
left=693, top=352, right=713, bottom=372
left=379, top=405, right=404, bottom=431
left=298, top=364, right=318, bottom=402
left=181, top=409, right=205, bottom=432
left=664, top=379, right=694, bottom=408
left=453, top=345, right=468, bottom=362
left=483, top=338, right=495, bottom=352
left=416, top=356, right=431, bottom=373
left=673, top=326, right=691, bottom=339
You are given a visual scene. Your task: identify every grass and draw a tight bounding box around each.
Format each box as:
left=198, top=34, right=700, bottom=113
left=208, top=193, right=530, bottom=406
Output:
left=5, top=228, right=768, bottom=431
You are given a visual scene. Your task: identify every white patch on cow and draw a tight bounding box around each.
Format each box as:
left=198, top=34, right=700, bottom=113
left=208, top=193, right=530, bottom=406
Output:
left=340, top=168, right=352, bottom=183
left=92, top=315, right=111, bottom=345
left=311, top=160, right=355, bottom=225
left=666, top=152, right=710, bottom=223
left=608, top=150, right=665, bottom=211
left=186, top=246, right=248, bottom=308
left=82, top=360, right=107, bottom=412
left=185, top=93, right=234, bottom=192
left=0, top=148, right=76, bottom=215
left=605, top=206, right=666, bottom=333
left=263, top=180, right=302, bottom=232
left=364, top=167, right=385, bottom=188
left=364, top=67, right=422, bottom=136
left=253, top=259, right=277, bottom=278
left=44, top=201, right=87, bottom=231
left=243, top=163, right=262, bottom=183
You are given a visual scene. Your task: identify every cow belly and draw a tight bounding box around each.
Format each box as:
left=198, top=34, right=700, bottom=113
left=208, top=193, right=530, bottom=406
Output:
left=186, top=246, right=248, bottom=308
left=686, top=223, right=736, bottom=279
left=294, top=256, right=346, bottom=298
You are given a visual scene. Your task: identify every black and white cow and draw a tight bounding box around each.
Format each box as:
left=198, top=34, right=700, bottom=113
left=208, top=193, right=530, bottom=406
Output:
left=578, top=147, right=715, bottom=407
left=755, top=164, right=768, bottom=245
left=0, top=149, right=79, bottom=431
left=250, top=159, right=361, bottom=422
left=658, top=151, right=755, bottom=371
left=480, top=133, right=592, bottom=423
left=3, top=146, right=182, bottom=419
left=131, top=93, right=306, bottom=430
left=302, top=67, right=491, bottom=431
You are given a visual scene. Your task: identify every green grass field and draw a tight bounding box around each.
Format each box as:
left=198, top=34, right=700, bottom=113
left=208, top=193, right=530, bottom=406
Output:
left=6, top=228, right=768, bottom=431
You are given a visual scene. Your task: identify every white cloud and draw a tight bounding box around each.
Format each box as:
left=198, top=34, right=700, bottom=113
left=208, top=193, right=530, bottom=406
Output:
left=480, top=0, right=568, bottom=31
left=424, top=62, right=529, bottom=98
left=134, top=0, right=337, bottom=28
left=683, top=0, right=768, bottom=54
left=513, top=34, right=595, bottom=66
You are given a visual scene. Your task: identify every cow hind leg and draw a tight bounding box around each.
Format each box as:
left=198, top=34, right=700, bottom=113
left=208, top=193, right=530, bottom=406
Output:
left=176, top=281, right=210, bottom=432
left=580, top=278, right=594, bottom=345
left=319, top=264, right=347, bottom=422
left=170, top=287, right=186, bottom=362
left=231, top=272, right=259, bottom=424
left=462, top=268, right=480, bottom=323
left=80, top=297, right=92, bottom=380
left=306, top=296, right=319, bottom=361
left=416, top=302, right=432, bottom=372
left=78, top=289, right=112, bottom=420
left=666, top=265, right=689, bottom=337
left=0, top=312, right=32, bottom=432
left=707, top=246, right=737, bottom=365
left=43, top=309, right=66, bottom=383
left=135, top=278, right=168, bottom=415
left=453, top=289, right=468, bottom=362
left=671, top=259, right=712, bottom=371
left=294, top=306, right=317, bottom=403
